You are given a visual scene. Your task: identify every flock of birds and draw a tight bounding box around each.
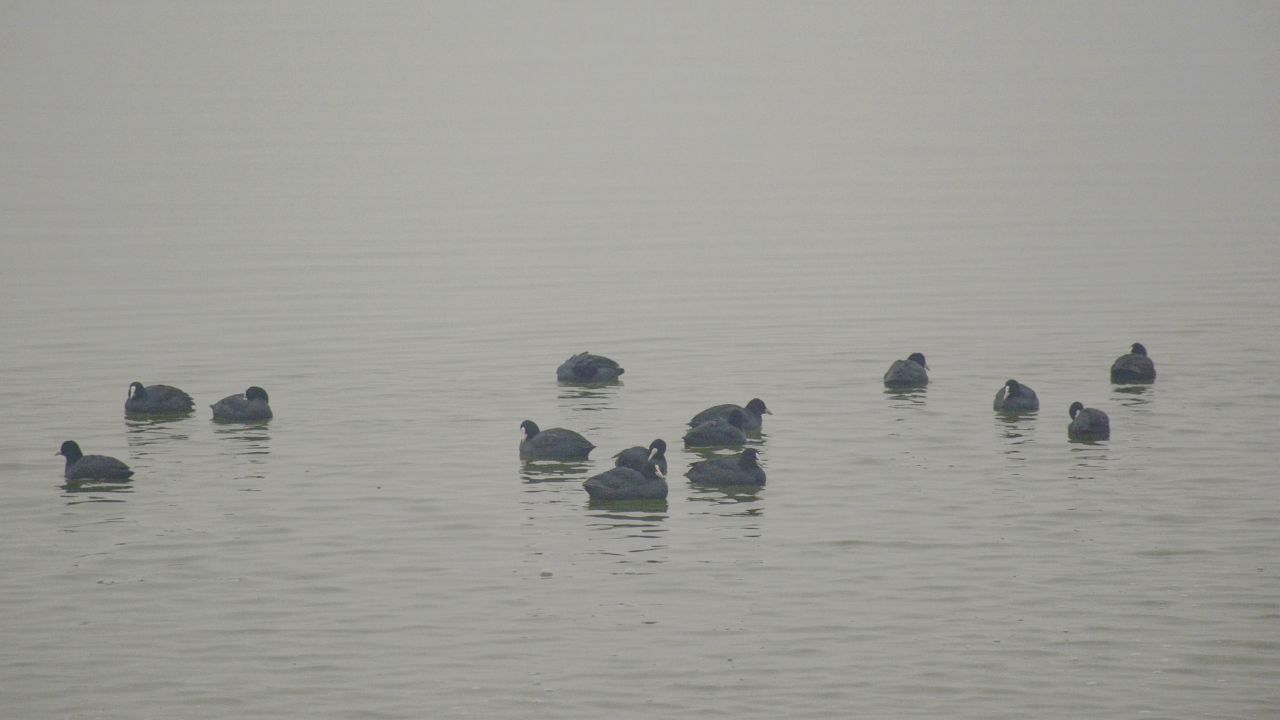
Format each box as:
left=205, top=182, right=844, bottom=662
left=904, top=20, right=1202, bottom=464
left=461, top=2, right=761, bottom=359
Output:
left=516, top=343, right=1156, bottom=501
left=56, top=385, right=273, bottom=482
left=55, top=343, right=1157, bottom=498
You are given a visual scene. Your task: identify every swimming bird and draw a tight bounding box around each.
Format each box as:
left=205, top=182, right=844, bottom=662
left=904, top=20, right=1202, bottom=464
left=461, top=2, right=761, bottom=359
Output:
left=124, top=381, right=195, bottom=416
left=556, top=352, right=624, bottom=384
left=884, top=352, right=929, bottom=387
left=57, top=440, right=133, bottom=481
left=613, top=438, right=668, bottom=475
left=519, top=420, right=595, bottom=460
left=993, top=379, right=1040, bottom=412
left=688, top=398, right=771, bottom=431
left=583, top=458, right=667, bottom=500
left=683, top=409, right=748, bottom=447
left=1067, top=401, right=1110, bottom=441
left=686, top=447, right=766, bottom=486
left=1110, top=342, right=1156, bottom=384
left=211, top=386, right=273, bottom=422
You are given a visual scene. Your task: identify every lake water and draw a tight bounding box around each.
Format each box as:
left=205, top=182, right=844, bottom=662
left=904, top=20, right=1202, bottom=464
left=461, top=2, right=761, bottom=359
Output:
left=2, top=3, right=1278, bottom=718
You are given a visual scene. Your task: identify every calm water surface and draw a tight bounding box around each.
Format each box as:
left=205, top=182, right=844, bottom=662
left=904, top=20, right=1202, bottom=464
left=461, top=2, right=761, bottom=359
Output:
left=2, top=3, right=1278, bottom=718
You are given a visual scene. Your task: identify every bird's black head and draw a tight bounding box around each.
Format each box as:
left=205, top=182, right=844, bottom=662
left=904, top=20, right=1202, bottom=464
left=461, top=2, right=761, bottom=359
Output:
left=520, top=420, right=540, bottom=438
left=1069, top=401, right=1084, bottom=419
left=128, top=381, right=145, bottom=400
left=1005, top=379, right=1022, bottom=396
left=57, top=440, right=83, bottom=461
left=908, top=352, right=928, bottom=368
left=745, top=398, right=771, bottom=415
left=739, top=448, right=761, bottom=466
left=647, top=438, right=667, bottom=458
left=245, top=386, right=270, bottom=403
left=1130, top=342, right=1147, bottom=356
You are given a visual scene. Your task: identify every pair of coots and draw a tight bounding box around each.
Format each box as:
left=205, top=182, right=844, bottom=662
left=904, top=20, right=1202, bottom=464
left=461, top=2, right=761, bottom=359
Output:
left=583, top=445, right=767, bottom=499
left=585, top=443, right=766, bottom=500
left=1062, top=342, right=1152, bottom=440
left=518, top=422, right=671, bottom=500
left=125, top=382, right=273, bottom=422
left=889, top=343, right=1155, bottom=389
left=682, top=398, right=771, bottom=448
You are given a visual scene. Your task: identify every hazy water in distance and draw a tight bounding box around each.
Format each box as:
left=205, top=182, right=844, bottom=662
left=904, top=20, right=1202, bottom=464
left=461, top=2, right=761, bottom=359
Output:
left=2, top=3, right=1279, bottom=718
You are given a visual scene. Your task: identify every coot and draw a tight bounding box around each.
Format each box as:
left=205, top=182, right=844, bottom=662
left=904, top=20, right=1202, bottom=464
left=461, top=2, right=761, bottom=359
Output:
left=583, top=459, right=667, bottom=500
left=683, top=409, right=748, bottom=448
left=556, top=352, right=624, bottom=384
left=993, top=379, right=1039, bottom=412
left=688, top=398, right=771, bottom=431
left=519, top=420, right=595, bottom=460
left=884, top=352, right=929, bottom=387
left=1110, top=342, right=1156, bottom=384
left=125, top=381, right=195, bottom=416
left=211, top=386, right=273, bottom=422
left=686, top=448, right=766, bottom=486
left=57, top=440, right=133, bottom=481
left=1067, top=401, right=1110, bottom=441
left=613, top=438, right=668, bottom=475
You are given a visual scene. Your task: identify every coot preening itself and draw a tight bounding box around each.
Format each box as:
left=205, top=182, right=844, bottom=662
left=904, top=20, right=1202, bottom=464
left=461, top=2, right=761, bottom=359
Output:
left=125, top=381, right=195, bottom=416
left=688, top=398, right=771, bottom=431
left=556, top=352, right=624, bottom=384
left=583, top=458, right=667, bottom=500
left=686, top=447, right=766, bottom=486
left=884, top=352, right=929, bottom=388
left=613, top=438, right=668, bottom=476
left=211, top=386, right=273, bottom=422
left=519, top=420, right=595, bottom=460
left=1067, top=401, right=1110, bottom=441
left=683, top=408, right=748, bottom=448
left=1110, top=342, right=1156, bottom=384
left=993, top=379, right=1040, bottom=413
left=57, top=440, right=133, bottom=481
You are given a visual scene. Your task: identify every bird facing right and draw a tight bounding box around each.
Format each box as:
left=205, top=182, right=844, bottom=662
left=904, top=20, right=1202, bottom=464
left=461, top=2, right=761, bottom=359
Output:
left=683, top=409, right=748, bottom=448
left=688, top=398, right=771, bottom=431
left=686, top=448, right=766, bottom=486
left=1110, top=342, right=1156, bottom=384
left=211, top=386, right=273, bottom=422
left=884, top=352, right=929, bottom=387
left=583, top=459, right=667, bottom=500
left=556, top=352, right=625, bottom=384
left=613, top=438, right=668, bottom=476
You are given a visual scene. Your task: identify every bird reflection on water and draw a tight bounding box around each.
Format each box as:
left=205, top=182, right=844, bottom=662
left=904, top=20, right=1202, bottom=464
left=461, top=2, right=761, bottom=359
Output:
left=1112, top=384, right=1153, bottom=410
left=995, top=412, right=1036, bottom=459
left=213, top=423, right=271, bottom=483
left=883, top=386, right=927, bottom=408
left=519, top=460, right=592, bottom=485
left=61, top=480, right=133, bottom=504
left=125, top=417, right=191, bottom=454
left=557, top=384, right=622, bottom=414
left=585, top=502, right=669, bottom=567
